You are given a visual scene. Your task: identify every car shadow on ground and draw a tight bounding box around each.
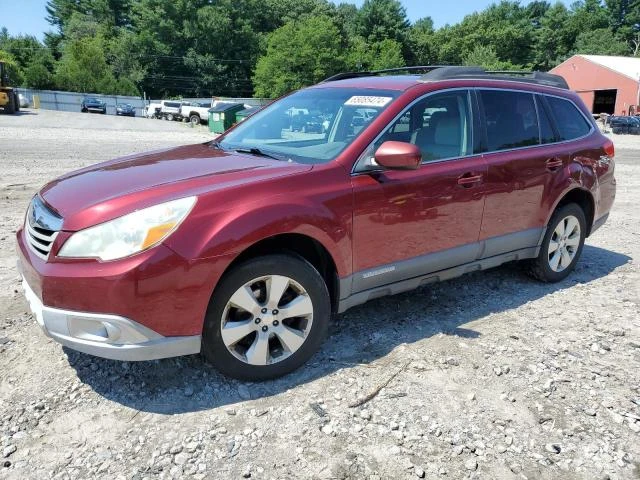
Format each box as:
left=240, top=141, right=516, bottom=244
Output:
left=67, top=245, right=630, bottom=415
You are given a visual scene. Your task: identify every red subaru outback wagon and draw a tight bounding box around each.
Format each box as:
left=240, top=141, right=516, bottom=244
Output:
left=17, top=67, right=616, bottom=380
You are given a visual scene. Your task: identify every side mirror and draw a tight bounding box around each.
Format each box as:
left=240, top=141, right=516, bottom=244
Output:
left=374, top=141, right=422, bottom=170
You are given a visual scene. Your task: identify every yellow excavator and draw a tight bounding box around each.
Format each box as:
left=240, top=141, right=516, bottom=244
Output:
left=0, top=61, right=19, bottom=114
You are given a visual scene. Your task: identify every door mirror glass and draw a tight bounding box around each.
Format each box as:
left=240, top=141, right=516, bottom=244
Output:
left=374, top=141, right=422, bottom=170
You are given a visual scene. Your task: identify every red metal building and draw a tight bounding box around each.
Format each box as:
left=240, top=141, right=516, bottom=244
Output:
left=551, top=55, right=640, bottom=115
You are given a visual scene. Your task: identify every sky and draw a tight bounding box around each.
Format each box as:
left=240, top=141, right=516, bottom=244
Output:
left=1, top=0, right=573, bottom=41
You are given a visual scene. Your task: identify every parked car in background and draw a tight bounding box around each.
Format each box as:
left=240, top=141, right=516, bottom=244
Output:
left=116, top=103, right=136, bottom=117
left=17, top=66, right=615, bottom=381
left=180, top=101, right=211, bottom=125
left=160, top=100, right=184, bottom=121
left=145, top=102, right=162, bottom=119
left=81, top=96, right=107, bottom=114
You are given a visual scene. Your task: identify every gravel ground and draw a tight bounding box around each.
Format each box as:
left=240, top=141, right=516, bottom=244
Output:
left=0, top=109, right=639, bottom=480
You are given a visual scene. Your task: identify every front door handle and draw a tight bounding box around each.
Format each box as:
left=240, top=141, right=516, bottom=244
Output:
left=457, top=173, right=483, bottom=187
left=546, top=158, right=563, bottom=171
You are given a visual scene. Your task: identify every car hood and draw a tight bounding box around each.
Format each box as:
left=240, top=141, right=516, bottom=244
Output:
left=39, top=143, right=312, bottom=231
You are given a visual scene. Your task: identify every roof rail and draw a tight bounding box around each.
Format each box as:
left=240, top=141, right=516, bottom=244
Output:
left=322, top=65, right=448, bottom=82
left=322, top=65, right=569, bottom=89
left=421, top=66, right=569, bottom=89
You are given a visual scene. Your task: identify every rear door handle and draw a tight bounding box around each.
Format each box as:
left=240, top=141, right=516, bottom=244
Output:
left=457, top=173, right=483, bottom=187
left=546, top=158, right=563, bottom=171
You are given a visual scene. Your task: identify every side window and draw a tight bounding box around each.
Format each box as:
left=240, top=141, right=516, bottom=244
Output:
left=480, top=90, right=539, bottom=151
left=536, top=96, right=557, bottom=144
left=375, top=90, right=473, bottom=162
left=546, top=96, right=592, bottom=141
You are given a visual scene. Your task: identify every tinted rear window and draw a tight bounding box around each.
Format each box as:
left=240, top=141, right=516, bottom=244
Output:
left=546, top=96, right=591, bottom=141
left=480, top=90, right=539, bottom=151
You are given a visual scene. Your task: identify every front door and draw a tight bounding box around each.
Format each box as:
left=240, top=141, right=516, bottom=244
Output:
left=351, top=89, right=487, bottom=292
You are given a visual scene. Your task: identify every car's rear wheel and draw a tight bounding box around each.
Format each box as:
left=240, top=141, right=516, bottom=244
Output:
left=526, top=203, right=586, bottom=283
left=166, top=113, right=174, bottom=121
left=190, top=114, right=200, bottom=125
left=202, top=254, right=330, bottom=381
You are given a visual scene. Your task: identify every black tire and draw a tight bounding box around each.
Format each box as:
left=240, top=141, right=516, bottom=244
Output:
left=81, top=107, right=88, bottom=113
left=526, top=202, right=586, bottom=283
left=4, top=93, right=16, bottom=114
left=14, top=93, right=20, bottom=112
left=166, top=113, right=174, bottom=121
left=190, top=114, right=200, bottom=125
left=202, top=254, right=330, bottom=381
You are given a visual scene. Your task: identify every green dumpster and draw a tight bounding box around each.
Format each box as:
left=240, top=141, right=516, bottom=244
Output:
left=208, top=103, right=244, bottom=133
left=235, top=106, right=259, bottom=124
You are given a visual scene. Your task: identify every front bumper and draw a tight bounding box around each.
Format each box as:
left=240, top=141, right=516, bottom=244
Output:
left=16, top=225, right=235, bottom=361
left=21, top=275, right=201, bottom=361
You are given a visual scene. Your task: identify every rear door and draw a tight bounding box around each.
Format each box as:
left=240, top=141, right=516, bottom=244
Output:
left=350, top=89, right=487, bottom=291
left=477, top=89, right=559, bottom=256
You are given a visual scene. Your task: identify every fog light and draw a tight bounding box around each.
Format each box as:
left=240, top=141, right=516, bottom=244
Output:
left=68, top=317, right=121, bottom=343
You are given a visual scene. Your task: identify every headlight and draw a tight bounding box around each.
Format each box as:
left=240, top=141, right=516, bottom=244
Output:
left=58, top=197, right=196, bottom=261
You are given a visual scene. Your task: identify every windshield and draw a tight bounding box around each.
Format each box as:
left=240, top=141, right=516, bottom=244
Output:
left=218, top=88, right=400, bottom=164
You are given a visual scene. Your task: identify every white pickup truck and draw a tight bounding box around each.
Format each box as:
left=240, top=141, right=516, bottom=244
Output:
left=180, top=102, right=211, bottom=125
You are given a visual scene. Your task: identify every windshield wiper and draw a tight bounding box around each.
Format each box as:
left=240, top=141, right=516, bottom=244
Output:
left=209, top=140, right=223, bottom=149
left=234, top=147, right=284, bottom=161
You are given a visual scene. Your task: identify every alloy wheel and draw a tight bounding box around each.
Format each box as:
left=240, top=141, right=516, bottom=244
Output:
left=220, top=275, right=314, bottom=365
left=547, top=214, right=581, bottom=272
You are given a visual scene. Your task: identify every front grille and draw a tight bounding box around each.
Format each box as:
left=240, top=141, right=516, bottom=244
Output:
left=25, top=221, right=58, bottom=260
left=25, top=197, right=62, bottom=261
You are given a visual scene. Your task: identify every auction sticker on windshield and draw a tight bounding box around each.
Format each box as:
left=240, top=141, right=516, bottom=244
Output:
left=345, top=96, right=393, bottom=107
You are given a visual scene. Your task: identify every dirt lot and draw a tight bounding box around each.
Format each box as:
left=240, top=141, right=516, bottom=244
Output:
left=0, top=109, right=639, bottom=480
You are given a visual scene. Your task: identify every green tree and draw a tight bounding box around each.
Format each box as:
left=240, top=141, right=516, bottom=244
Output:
left=606, top=0, right=640, bottom=43
left=46, top=0, right=131, bottom=30
left=574, top=27, right=630, bottom=55
left=253, top=15, right=345, bottom=97
left=346, top=37, right=405, bottom=70
left=55, top=35, right=117, bottom=93
left=534, top=3, right=573, bottom=69
left=407, top=17, right=438, bottom=65
left=24, top=50, right=56, bottom=89
left=356, top=0, right=410, bottom=46
left=433, top=1, right=535, bottom=67
left=463, top=45, right=519, bottom=70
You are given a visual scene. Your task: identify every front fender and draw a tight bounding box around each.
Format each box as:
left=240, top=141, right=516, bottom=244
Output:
left=167, top=194, right=352, bottom=278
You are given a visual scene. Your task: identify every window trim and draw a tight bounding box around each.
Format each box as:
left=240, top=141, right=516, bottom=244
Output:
left=351, top=87, right=480, bottom=174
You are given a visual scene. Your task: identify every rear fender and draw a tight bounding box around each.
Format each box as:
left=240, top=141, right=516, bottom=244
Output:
left=543, top=159, right=596, bottom=230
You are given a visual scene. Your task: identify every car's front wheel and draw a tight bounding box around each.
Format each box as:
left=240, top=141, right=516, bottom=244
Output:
left=526, top=202, right=586, bottom=282
left=202, top=254, right=330, bottom=381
